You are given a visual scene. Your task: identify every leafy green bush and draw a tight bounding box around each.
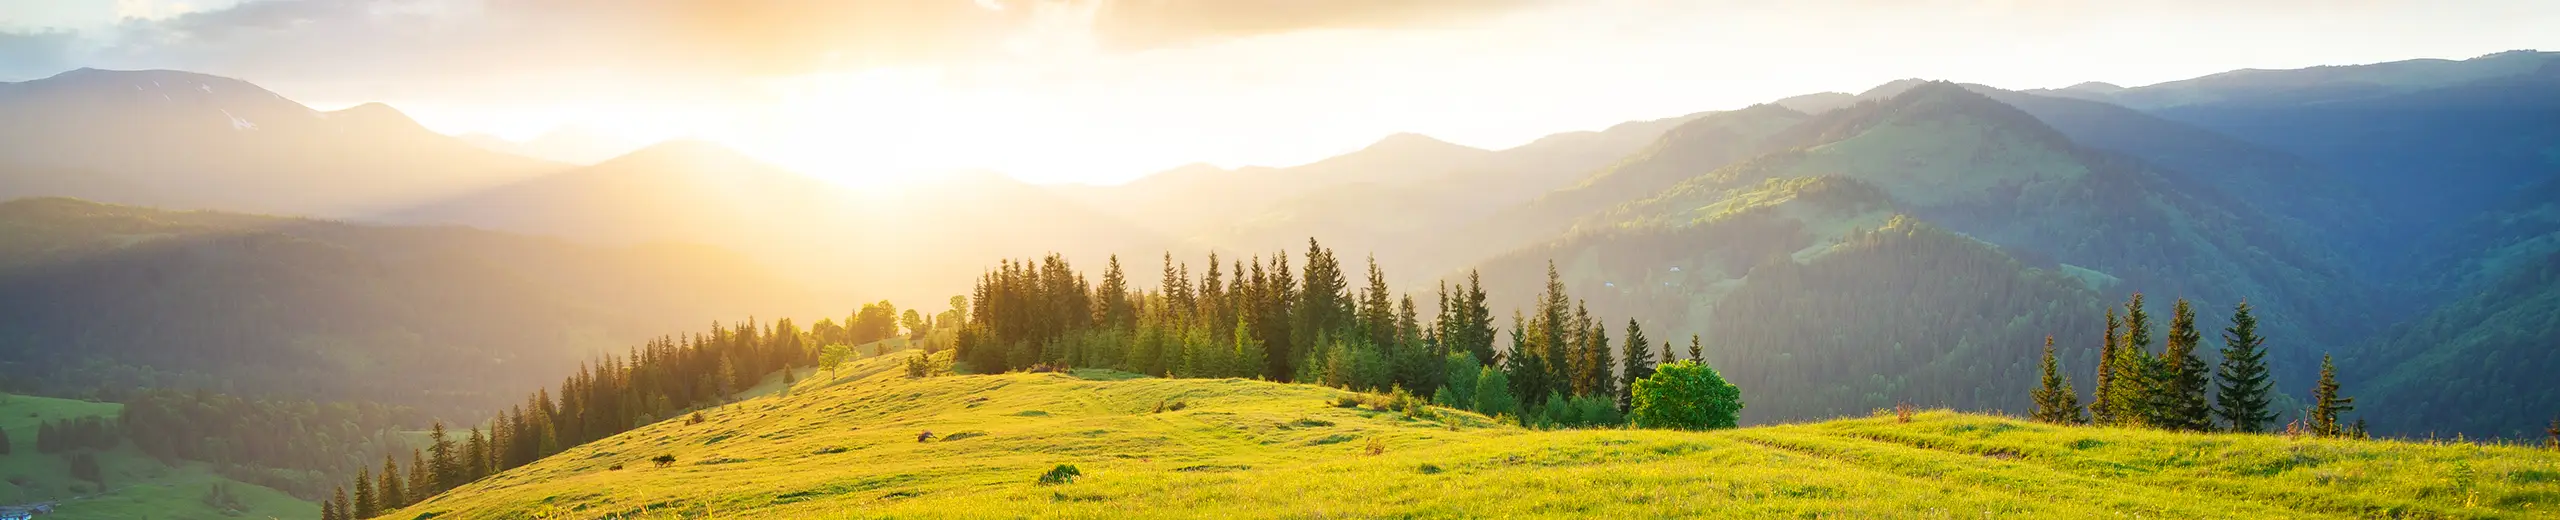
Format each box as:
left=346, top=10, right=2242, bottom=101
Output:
left=1471, top=367, right=1519, bottom=419
left=1037, top=464, right=1083, bottom=485
left=1630, top=361, right=1744, bottom=430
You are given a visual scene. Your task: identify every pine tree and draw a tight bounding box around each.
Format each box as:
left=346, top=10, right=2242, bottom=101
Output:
left=2106, top=295, right=2156, bottom=427
left=2310, top=353, right=2354, bottom=438
left=427, top=422, right=460, bottom=494
left=1620, top=319, right=1655, bottom=411
left=331, top=486, right=353, bottom=520
left=378, top=455, right=406, bottom=509
left=2154, top=298, right=2213, bottom=431
left=407, top=450, right=431, bottom=502
left=1580, top=311, right=1614, bottom=399
left=322, top=494, right=344, bottom=520
left=465, top=427, right=491, bottom=482
left=2092, top=308, right=2123, bottom=425
left=2213, top=301, right=2277, bottom=433
left=1658, top=341, right=1673, bottom=367
left=2031, top=336, right=2086, bottom=424
left=1687, top=334, right=1703, bottom=362
left=353, top=468, right=378, bottom=518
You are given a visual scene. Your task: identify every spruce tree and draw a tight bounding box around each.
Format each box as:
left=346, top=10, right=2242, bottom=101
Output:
left=1581, top=311, right=1613, bottom=399
left=2310, top=353, right=2354, bottom=438
left=466, top=427, right=491, bottom=482
left=2106, top=294, right=2156, bottom=427
left=1620, top=319, right=1655, bottom=411
left=2155, top=298, right=2213, bottom=431
left=378, top=455, right=406, bottom=509
left=353, top=468, right=378, bottom=518
left=2092, top=309, right=2123, bottom=425
left=2031, top=336, right=2086, bottom=424
left=323, top=494, right=345, bottom=520
left=2213, top=301, right=2277, bottom=433
left=428, top=422, right=460, bottom=494
left=331, top=487, right=353, bottom=520
left=407, top=450, right=431, bottom=501
left=1687, top=334, right=1703, bottom=362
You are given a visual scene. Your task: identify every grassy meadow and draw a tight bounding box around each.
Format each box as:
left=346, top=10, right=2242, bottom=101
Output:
left=0, top=393, right=314, bottom=520
left=391, top=352, right=2560, bottom=519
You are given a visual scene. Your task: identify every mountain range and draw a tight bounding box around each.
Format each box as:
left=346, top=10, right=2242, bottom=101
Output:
left=0, top=51, right=2553, bottom=437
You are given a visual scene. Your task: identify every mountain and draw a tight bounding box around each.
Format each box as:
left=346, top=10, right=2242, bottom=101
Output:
left=392, top=359, right=2558, bottom=518
left=394, top=141, right=1189, bottom=307
left=1467, top=82, right=2366, bottom=423
left=2148, top=71, right=2560, bottom=238
left=1053, top=113, right=1711, bottom=272
left=0, top=197, right=819, bottom=416
left=458, top=126, right=645, bottom=165
left=2348, top=176, right=2560, bottom=437
left=2027, top=50, right=2560, bottom=109
left=0, top=68, right=558, bottom=216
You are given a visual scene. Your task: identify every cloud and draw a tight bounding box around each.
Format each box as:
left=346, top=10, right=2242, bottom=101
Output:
left=4, top=0, right=1539, bottom=90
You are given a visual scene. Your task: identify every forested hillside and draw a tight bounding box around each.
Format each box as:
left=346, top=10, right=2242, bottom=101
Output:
left=0, top=198, right=818, bottom=415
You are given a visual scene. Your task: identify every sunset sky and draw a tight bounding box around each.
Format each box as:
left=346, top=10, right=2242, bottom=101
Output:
left=4, top=0, right=2555, bottom=185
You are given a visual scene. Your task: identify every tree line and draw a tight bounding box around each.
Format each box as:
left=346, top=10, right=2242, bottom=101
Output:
left=330, top=307, right=965, bottom=519
left=2031, top=294, right=2360, bottom=437
left=955, top=239, right=1740, bottom=428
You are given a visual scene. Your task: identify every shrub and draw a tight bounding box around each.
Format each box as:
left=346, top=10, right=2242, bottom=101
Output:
left=650, top=454, right=677, bottom=468
left=1037, top=464, right=1083, bottom=485
left=688, top=411, right=706, bottom=425
left=1629, top=360, right=1744, bottom=431
left=1364, top=436, right=1387, bottom=456
left=1471, top=367, right=1519, bottom=419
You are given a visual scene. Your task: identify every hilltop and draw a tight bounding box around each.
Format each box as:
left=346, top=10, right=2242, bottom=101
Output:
left=396, top=354, right=2560, bottom=519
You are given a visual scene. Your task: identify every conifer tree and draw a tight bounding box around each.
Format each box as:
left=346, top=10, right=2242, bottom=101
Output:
left=331, top=487, right=353, bottom=520
left=2031, top=336, right=2086, bottom=424
left=2092, top=308, right=2123, bottom=425
left=2310, top=353, right=2354, bottom=438
left=1579, top=310, right=1613, bottom=399
left=1658, top=341, right=1673, bottom=367
left=1687, top=334, right=1703, bottom=363
left=322, top=493, right=344, bottom=520
left=407, top=450, right=431, bottom=501
left=353, top=468, right=378, bottom=518
left=2544, top=417, right=2556, bottom=450
left=378, top=455, right=406, bottom=509
left=465, top=427, right=491, bottom=482
left=1620, top=319, right=1655, bottom=410
left=2213, top=301, right=2277, bottom=433
left=2106, top=295, right=2156, bottom=427
left=428, top=422, right=460, bottom=494
left=2154, top=298, right=2213, bottom=431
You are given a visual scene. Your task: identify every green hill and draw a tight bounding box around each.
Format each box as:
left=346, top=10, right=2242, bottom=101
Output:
left=395, top=358, right=2560, bottom=519
left=0, top=197, right=818, bottom=417
left=0, top=393, right=314, bottom=520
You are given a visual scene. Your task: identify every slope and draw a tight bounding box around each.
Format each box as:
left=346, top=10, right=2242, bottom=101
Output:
left=0, top=68, right=557, bottom=216
left=2150, top=71, right=2560, bottom=238
left=397, top=363, right=2560, bottom=518
left=1467, top=82, right=2363, bottom=423
left=0, top=393, right=313, bottom=520
left=391, top=141, right=1188, bottom=307
left=0, top=197, right=818, bottom=417
left=2349, top=176, right=2560, bottom=437
left=2024, top=50, right=2560, bottom=109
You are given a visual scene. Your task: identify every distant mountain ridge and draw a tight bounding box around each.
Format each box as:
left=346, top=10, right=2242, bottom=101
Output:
left=0, top=68, right=558, bottom=216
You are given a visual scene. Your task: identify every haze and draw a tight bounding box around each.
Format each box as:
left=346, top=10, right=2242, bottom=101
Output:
left=5, top=0, right=2552, bottom=185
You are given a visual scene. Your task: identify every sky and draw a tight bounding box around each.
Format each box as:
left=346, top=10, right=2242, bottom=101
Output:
left=3, top=0, right=2556, bottom=185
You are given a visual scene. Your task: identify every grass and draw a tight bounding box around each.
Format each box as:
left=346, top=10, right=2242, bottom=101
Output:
left=0, top=393, right=314, bottom=520
left=391, top=353, right=2560, bottom=519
